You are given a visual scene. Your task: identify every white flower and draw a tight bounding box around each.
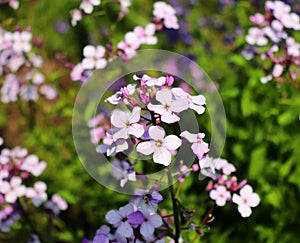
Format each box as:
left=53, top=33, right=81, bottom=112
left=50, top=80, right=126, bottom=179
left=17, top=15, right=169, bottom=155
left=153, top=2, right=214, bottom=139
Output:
left=136, top=126, right=181, bottom=166
left=232, top=185, right=260, bottom=217
left=80, top=0, right=101, bottom=14
left=12, top=31, right=32, bottom=53
left=147, top=89, right=188, bottom=124
left=111, top=107, right=145, bottom=140
left=246, top=27, right=268, bottom=46
left=82, top=45, right=107, bottom=69
left=172, top=87, right=206, bottom=115
left=26, top=181, right=48, bottom=207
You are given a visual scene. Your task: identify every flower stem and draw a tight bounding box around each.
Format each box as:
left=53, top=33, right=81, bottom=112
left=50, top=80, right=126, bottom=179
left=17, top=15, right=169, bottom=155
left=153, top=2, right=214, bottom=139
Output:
left=167, top=169, right=180, bottom=242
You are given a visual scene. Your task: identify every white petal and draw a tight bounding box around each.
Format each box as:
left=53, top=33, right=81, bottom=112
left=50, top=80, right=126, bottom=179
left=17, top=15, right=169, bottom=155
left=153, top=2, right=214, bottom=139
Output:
left=111, top=109, right=128, bottom=128
left=147, top=104, right=166, bottom=115
left=149, top=126, right=165, bottom=140
left=128, top=124, right=144, bottom=138
left=83, top=45, right=96, bottom=58
left=160, top=112, right=180, bottom=124
left=156, top=89, right=172, bottom=105
left=153, top=147, right=171, bottom=166
left=164, top=135, right=181, bottom=150
left=129, top=107, right=141, bottom=123
left=180, top=131, right=198, bottom=143
left=232, top=194, right=242, bottom=205
left=238, top=204, right=252, bottom=217
left=137, top=141, right=155, bottom=155
left=171, top=98, right=189, bottom=112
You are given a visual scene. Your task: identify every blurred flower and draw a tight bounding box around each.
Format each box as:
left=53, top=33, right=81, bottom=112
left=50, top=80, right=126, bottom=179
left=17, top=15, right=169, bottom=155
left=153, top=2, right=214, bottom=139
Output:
left=209, top=185, right=231, bottom=206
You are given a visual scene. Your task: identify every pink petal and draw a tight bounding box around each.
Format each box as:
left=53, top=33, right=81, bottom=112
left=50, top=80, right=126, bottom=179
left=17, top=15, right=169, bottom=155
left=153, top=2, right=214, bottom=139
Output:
left=113, top=128, right=129, bottom=140
left=83, top=45, right=96, bottom=58
left=189, top=103, right=205, bottom=114
left=216, top=197, right=227, bottom=206
left=147, top=104, right=165, bottom=115
left=249, top=193, right=260, bottom=207
left=164, top=135, right=181, bottom=150
left=161, top=112, right=180, bottom=123
left=209, top=190, right=218, bottom=200
left=232, top=194, right=242, bottom=205
left=240, top=185, right=253, bottom=197
left=111, top=109, right=129, bottom=128
left=95, top=59, right=107, bottom=69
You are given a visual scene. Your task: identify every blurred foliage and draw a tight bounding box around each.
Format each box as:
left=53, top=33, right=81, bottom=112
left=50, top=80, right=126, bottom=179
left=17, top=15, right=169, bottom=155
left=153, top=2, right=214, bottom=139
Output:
left=1, top=0, right=300, bottom=242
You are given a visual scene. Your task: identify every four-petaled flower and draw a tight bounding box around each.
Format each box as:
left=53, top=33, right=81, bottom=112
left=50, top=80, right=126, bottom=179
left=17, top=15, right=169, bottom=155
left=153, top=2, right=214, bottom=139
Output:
left=82, top=45, right=107, bottom=70
left=105, top=203, right=144, bottom=238
left=137, top=126, right=181, bottom=166
left=180, top=131, right=209, bottom=159
left=0, top=177, right=26, bottom=203
left=148, top=89, right=188, bottom=124
left=111, top=107, right=145, bottom=140
left=209, top=185, right=231, bottom=206
left=232, top=185, right=260, bottom=217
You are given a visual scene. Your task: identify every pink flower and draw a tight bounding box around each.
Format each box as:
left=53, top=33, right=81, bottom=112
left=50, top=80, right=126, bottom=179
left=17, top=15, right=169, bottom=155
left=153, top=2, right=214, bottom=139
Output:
left=133, top=74, right=165, bottom=87
left=153, top=1, right=179, bottom=29
left=147, top=89, right=188, bottom=124
left=82, top=45, right=107, bottom=69
left=118, top=32, right=140, bottom=59
left=272, top=64, right=283, bottom=77
left=180, top=131, right=209, bottom=159
left=232, top=185, right=260, bottom=217
left=21, top=154, right=47, bottom=177
left=111, top=107, right=145, bottom=140
left=0, top=177, right=26, bottom=203
left=79, top=0, right=100, bottom=14
left=209, top=185, right=231, bottom=206
left=12, top=31, right=32, bottom=53
left=133, top=23, right=157, bottom=45
left=26, top=181, right=48, bottom=206
left=246, top=27, right=268, bottom=46
left=172, top=87, right=206, bottom=115
left=71, top=9, right=83, bottom=27
left=136, top=126, right=181, bottom=166
left=40, top=84, right=58, bottom=100
left=215, top=158, right=236, bottom=175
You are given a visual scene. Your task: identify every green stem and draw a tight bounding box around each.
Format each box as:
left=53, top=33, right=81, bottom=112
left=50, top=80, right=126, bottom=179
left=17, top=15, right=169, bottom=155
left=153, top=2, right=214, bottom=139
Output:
left=167, top=169, right=180, bottom=242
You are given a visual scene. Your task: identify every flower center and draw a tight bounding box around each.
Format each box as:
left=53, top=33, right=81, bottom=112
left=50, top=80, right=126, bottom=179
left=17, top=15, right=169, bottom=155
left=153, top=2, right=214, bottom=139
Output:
left=155, top=140, right=163, bottom=147
left=164, top=104, right=170, bottom=110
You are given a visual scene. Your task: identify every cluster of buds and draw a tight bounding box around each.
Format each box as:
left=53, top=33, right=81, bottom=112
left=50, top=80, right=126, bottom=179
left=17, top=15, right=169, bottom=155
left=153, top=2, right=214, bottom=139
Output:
left=0, top=27, right=57, bottom=103
left=243, top=0, right=300, bottom=87
left=70, top=1, right=179, bottom=83
left=0, top=138, right=67, bottom=233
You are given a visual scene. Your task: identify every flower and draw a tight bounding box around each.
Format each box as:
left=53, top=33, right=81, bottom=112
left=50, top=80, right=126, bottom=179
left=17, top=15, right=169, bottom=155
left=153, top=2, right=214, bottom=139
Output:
left=153, top=1, right=179, bottom=29
left=105, top=204, right=143, bottom=238
left=79, top=0, right=101, bottom=14
left=133, top=74, right=166, bottom=87
left=134, top=23, right=158, bottom=45
left=26, top=181, right=48, bottom=207
left=117, top=32, right=140, bottom=59
left=82, top=45, right=107, bottom=69
left=232, top=185, right=260, bottom=217
left=209, top=185, right=231, bottom=206
left=111, top=160, right=136, bottom=187
left=148, top=89, right=188, bottom=124
left=215, top=158, right=236, bottom=175
left=136, top=126, right=181, bottom=166
left=135, top=189, right=163, bottom=213
left=139, top=208, right=163, bottom=238
left=21, top=154, right=47, bottom=177
left=12, top=31, right=32, bottom=53
left=0, top=177, right=26, bottom=203
left=180, top=131, right=209, bottom=159
left=45, top=194, right=68, bottom=215
left=246, top=27, right=268, bottom=46
left=96, top=130, right=129, bottom=156
left=199, top=157, right=217, bottom=179
left=111, top=107, right=145, bottom=140
left=71, top=9, right=83, bottom=27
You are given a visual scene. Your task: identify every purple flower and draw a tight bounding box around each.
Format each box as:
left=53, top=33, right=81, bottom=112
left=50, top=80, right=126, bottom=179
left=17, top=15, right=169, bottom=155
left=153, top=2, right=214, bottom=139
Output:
left=105, top=203, right=143, bottom=238
left=135, top=189, right=163, bottom=213
left=139, top=208, right=163, bottom=238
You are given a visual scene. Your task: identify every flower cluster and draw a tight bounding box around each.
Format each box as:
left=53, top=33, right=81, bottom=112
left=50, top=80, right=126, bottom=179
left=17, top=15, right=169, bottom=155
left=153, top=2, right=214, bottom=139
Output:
left=0, top=0, right=19, bottom=9
left=70, top=0, right=101, bottom=26
left=94, top=189, right=163, bottom=242
left=70, top=1, right=179, bottom=83
left=243, top=0, right=300, bottom=86
left=0, top=27, right=58, bottom=103
left=201, top=157, right=260, bottom=217
left=90, top=73, right=260, bottom=241
left=0, top=137, right=67, bottom=232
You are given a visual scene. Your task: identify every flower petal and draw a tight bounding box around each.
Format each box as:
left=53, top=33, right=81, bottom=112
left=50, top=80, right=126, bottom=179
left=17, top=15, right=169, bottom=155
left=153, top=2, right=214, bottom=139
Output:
left=156, top=89, right=172, bottom=105
left=238, top=204, right=252, bottom=217
left=164, top=135, right=181, bottom=150
left=105, top=210, right=121, bottom=225
left=128, top=124, right=144, bottom=138
left=137, top=141, right=155, bottom=155
left=149, top=126, right=165, bottom=140
left=129, top=107, right=141, bottom=123
left=140, top=221, right=155, bottom=238
left=153, top=147, right=171, bottom=166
